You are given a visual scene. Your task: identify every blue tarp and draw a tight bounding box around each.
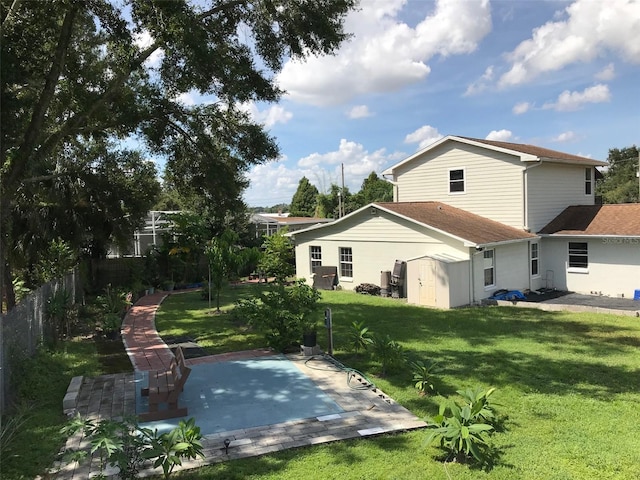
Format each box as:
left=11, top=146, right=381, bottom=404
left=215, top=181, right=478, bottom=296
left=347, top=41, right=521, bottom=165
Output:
left=489, top=290, right=526, bottom=301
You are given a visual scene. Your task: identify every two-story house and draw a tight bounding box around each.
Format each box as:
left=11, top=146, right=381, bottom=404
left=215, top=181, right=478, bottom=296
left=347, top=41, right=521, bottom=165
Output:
left=287, top=136, right=640, bottom=308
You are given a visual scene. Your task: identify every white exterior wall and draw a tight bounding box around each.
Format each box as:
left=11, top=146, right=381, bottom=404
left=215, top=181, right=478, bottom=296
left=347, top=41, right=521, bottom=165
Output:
left=394, top=143, right=525, bottom=228
left=527, top=164, right=595, bottom=233
left=291, top=209, right=469, bottom=290
left=541, top=237, right=640, bottom=298
left=471, top=242, right=532, bottom=302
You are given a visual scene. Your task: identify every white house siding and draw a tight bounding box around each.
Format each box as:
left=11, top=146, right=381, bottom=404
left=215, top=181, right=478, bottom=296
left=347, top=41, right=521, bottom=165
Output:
left=471, top=242, right=531, bottom=302
left=291, top=210, right=469, bottom=289
left=527, top=164, right=595, bottom=233
left=394, top=142, right=524, bottom=228
left=540, top=237, right=640, bottom=298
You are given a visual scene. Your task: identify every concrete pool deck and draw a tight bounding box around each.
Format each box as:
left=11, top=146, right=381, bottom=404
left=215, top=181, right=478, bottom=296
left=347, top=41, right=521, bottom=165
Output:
left=55, top=292, right=426, bottom=479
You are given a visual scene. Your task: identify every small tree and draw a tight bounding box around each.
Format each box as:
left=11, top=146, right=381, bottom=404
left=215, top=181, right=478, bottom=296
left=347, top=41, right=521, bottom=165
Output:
left=289, top=177, right=319, bottom=217
left=258, top=229, right=294, bottom=285
left=235, top=279, right=321, bottom=352
left=205, top=229, right=245, bottom=313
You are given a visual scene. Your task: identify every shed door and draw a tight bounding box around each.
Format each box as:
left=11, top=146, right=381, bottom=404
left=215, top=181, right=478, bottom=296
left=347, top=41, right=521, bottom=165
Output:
left=418, top=259, right=437, bottom=306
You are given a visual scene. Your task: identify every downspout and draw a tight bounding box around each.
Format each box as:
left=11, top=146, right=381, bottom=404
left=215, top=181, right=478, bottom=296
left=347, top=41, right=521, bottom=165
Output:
left=469, top=247, right=475, bottom=305
left=522, top=160, right=543, bottom=232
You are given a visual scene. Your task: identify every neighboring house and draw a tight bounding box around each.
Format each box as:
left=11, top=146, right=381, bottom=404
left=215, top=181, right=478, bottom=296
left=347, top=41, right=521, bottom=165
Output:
left=287, top=135, right=640, bottom=307
left=251, top=212, right=333, bottom=237
left=107, top=210, right=180, bottom=258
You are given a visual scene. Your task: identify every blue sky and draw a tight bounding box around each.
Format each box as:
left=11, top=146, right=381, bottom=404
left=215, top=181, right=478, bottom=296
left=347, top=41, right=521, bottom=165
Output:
left=165, top=0, right=640, bottom=207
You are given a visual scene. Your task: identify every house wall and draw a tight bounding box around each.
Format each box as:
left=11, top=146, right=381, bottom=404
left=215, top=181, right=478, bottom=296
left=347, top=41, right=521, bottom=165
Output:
left=471, top=242, right=532, bottom=302
left=291, top=209, right=469, bottom=290
left=541, top=237, right=640, bottom=297
left=527, top=164, right=595, bottom=233
left=394, top=142, right=525, bottom=229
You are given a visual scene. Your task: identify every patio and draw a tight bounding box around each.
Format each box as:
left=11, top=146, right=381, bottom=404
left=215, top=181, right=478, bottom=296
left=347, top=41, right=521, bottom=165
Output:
left=54, top=292, right=426, bottom=479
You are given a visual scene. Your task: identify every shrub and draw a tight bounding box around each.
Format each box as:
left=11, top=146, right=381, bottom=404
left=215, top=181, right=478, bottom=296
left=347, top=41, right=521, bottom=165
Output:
left=424, top=388, right=498, bottom=465
left=410, top=359, right=440, bottom=396
left=62, top=416, right=204, bottom=479
left=347, top=320, right=373, bottom=354
left=234, top=279, right=321, bottom=352
left=371, top=334, right=406, bottom=375
left=355, top=283, right=380, bottom=295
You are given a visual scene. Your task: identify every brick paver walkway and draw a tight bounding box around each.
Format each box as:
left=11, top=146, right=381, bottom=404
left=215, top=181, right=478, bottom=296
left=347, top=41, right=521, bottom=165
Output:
left=55, top=291, right=427, bottom=479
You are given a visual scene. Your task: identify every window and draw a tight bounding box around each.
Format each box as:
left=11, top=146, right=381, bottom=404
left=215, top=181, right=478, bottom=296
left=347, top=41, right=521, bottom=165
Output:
left=530, top=242, right=539, bottom=277
left=483, top=249, right=495, bottom=287
left=568, top=242, right=588, bottom=269
left=449, top=168, right=465, bottom=193
left=339, top=247, right=353, bottom=278
left=310, top=246, right=322, bottom=273
left=585, top=168, right=592, bottom=195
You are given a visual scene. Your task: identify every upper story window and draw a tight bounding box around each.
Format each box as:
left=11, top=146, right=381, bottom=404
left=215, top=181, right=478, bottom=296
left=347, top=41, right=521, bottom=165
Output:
left=530, top=242, right=539, bottom=277
left=339, top=247, right=353, bottom=278
left=310, top=246, right=322, bottom=273
left=568, top=242, right=588, bottom=270
left=585, top=168, right=592, bottom=195
left=483, top=249, right=495, bottom=287
left=449, top=168, right=465, bottom=194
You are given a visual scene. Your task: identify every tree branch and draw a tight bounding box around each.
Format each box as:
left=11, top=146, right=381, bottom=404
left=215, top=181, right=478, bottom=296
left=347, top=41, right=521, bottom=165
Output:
left=1, top=0, right=23, bottom=32
left=8, top=3, right=79, bottom=189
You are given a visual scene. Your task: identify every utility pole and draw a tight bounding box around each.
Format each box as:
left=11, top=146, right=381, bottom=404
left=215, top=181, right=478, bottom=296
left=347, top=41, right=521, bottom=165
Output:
left=341, top=163, right=345, bottom=217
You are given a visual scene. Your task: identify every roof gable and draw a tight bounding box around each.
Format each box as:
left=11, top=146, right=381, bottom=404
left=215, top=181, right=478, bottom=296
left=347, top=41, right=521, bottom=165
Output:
left=289, top=201, right=537, bottom=247
left=539, top=204, right=640, bottom=236
left=376, top=202, right=537, bottom=246
left=383, top=135, right=606, bottom=175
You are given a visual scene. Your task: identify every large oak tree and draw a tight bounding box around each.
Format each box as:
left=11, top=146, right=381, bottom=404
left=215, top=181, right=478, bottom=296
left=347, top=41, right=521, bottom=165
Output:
left=0, top=0, right=356, bottom=309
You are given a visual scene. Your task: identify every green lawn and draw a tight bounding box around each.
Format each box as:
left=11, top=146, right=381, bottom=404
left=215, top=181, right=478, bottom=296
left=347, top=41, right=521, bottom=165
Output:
left=155, top=286, right=640, bottom=480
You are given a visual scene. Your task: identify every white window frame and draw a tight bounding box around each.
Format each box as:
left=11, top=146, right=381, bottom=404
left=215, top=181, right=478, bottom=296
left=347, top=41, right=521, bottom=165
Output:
left=568, top=242, right=589, bottom=272
left=339, top=247, right=353, bottom=280
left=448, top=167, right=466, bottom=194
left=585, top=167, right=592, bottom=195
left=310, top=246, right=322, bottom=274
left=483, top=249, right=495, bottom=288
left=530, top=242, right=540, bottom=277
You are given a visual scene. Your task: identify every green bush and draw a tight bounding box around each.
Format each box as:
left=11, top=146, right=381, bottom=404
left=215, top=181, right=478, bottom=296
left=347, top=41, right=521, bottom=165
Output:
left=371, top=334, right=406, bottom=375
left=424, top=388, right=498, bottom=465
left=347, top=320, right=373, bottom=354
left=234, top=280, right=320, bottom=352
left=410, top=359, right=440, bottom=396
left=62, top=416, right=204, bottom=479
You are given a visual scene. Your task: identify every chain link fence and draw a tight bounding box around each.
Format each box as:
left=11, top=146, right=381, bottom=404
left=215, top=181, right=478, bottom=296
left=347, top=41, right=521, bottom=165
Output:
left=0, top=270, right=80, bottom=414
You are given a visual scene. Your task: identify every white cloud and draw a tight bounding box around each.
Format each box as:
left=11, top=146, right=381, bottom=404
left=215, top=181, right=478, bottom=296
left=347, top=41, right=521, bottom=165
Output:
left=485, top=129, right=513, bottom=141
left=543, top=84, right=611, bottom=111
left=238, top=102, right=293, bottom=128
left=278, top=0, right=492, bottom=106
left=512, top=101, right=531, bottom=115
left=243, top=139, right=402, bottom=205
left=133, top=30, right=164, bottom=68
left=499, top=0, right=640, bottom=87
left=552, top=131, right=578, bottom=142
left=404, top=125, right=444, bottom=150
left=595, top=63, right=615, bottom=81
left=464, top=65, right=494, bottom=96
left=348, top=105, right=373, bottom=119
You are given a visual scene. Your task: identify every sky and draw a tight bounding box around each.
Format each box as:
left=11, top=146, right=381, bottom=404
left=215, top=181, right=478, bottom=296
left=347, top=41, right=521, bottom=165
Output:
left=169, top=0, right=640, bottom=207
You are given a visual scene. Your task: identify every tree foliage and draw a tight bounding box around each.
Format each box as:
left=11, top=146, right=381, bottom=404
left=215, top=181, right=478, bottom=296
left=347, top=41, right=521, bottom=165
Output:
left=258, top=229, right=294, bottom=284
left=597, top=146, right=640, bottom=204
left=289, top=177, right=319, bottom=217
left=0, top=0, right=356, bottom=309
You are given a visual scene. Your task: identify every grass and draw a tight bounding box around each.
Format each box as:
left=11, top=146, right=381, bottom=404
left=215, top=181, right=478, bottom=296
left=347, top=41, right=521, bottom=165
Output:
left=154, top=285, right=640, bottom=479
left=1, top=340, right=103, bottom=479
